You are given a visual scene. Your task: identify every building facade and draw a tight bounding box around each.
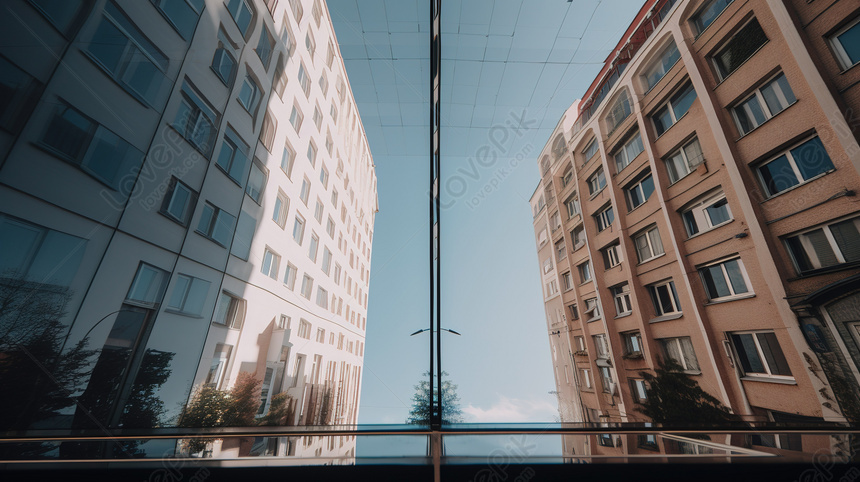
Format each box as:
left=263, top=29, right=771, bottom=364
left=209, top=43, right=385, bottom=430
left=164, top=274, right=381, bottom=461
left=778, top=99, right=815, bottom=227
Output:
left=531, top=0, right=860, bottom=459
left=0, top=0, right=376, bottom=461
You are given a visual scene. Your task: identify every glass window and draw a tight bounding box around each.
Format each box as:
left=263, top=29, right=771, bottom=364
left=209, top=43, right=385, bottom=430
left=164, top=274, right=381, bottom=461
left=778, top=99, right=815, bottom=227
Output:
left=226, top=0, right=253, bottom=36
left=204, top=344, right=232, bottom=388
left=612, top=283, right=632, bottom=315
left=273, top=189, right=289, bottom=228
left=0, top=57, right=41, bottom=134
left=682, top=191, right=732, bottom=236
left=623, top=332, right=643, bottom=356
left=757, top=137, right=834, bottom=197
left=246, top=159, right=267, bottom=204
left=699, top=257, right=751, bottom=301
left=212, top=28, right=238, bottom=86
left=713, top=18, right=768, bottom=80
left=301, top=274, right=314, bottom=299
left=87, top=2, right=169, bottom=106
left=238, top=75, right=262, bottom=115
left=652, top=81, right=697, bottom=136
left=692, top=0, right=734, bottom=35
left=578, top=261, right=592, bottom=283
left=733, top=73, right=796, bottom=135
left=281, top=143, right=296, bottom=178
left=830, top=16, right=860, bottom=70
left=284, top=263, right=297, bottom=290
left=231, top=209, right=257, bottom=260
left=588, top=168, right=606, bottom=195
left=41, top=101, right=143, bottom=190
left=292, top=214, right=305, bottom=244
left=659, top=337, right=700, bottom=372
left=625, top=173, right=654, bottom=211
left=582, top=139, right=599, bottom=161
left=167, top=274, right=210, bottom=316
left=594, top=204, right=614, bottom=232
left=160, top=177, right=197, bottom=225
left=785, top=215, right=860, bottom=273
left=300, top=177, right=311, bottom=205
left=261, top=248, right=280, bottom=279
left=0, top=215, right=86, bottom=287
left=260, top=110, right=276, bottom=151
left=298, top=63, right=310, bottom=95
left=215, top=127, right=250, bottom=184
left=173, top=80, right=218, bottom=154
left=197, top=202, right=236, bottom=247
left=255, top=25, right=275, bottom=68
left=30, top=0, right=89, bottom=36
left=731, top=332, right=792, bottom=377
left=649, top=280, right=681, bottom=317
left=213, top=291, right=245, bottom=328
left=664, top=138, right=704, bottom=183
left=603, top=243, right=622, bottom=269
left=605, top=91, right=632, bottom=133
left=151, top=0, right=202, bottom=39
left=634, top=225, right=664, bottom=263
left=126, top=262, right=169, bottom=306
left=643, top=40, right=680, bottom=91
left=613, top=131, right=644, bottom=172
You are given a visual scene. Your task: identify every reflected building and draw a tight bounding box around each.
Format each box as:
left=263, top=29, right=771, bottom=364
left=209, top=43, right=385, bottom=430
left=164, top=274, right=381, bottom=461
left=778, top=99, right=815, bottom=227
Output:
left=530, top=0, right=860, bottom=459
left=0, top=0, right=376, bottom=461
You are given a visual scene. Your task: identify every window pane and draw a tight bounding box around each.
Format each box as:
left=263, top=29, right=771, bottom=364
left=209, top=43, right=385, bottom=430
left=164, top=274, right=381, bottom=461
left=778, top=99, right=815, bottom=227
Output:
left=232, top=210, right=256, bottom=260
left=786, top=236, right=814, bottom=272
left=705, top=198, right=730, bottom=226
left=88, top=18, right=127, bottom=74
left=716, top=19, right=767, bottom=78
left=757, top=332, right=791, bottom=376
left=737, top=96, right=766, bottom=133
left=212, top=211, right=236, bottom=246
left=168, top=275, right=190, bottom=309
left=702, top=264, right=731, bottom=299
left=656, top=285, right=674, bottom=314
left=733, top=333, right=764, bottom=373
left=679, top=337, right=700, bottom=371
left=671, top=84, right=697, bottom=120
left=654, top=106, right=672, bottom=136
left=759, top=155, right=799, bottom=195
left=694, top=0, right=734, bottom=34
left=830, top=218, right=860, bottom=263
left=836, top=21, right=860, bottom=66
left=806, top=229, right=839, bottom=268
left=761, top=73, right=795, bottom=115
left=790, top=137, right=834, bottom=181
left=723, top=259, right=748, bottom=294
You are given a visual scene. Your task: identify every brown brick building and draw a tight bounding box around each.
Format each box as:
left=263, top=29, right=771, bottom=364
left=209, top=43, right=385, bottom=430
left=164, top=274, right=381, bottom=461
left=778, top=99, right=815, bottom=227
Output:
left=531, top=0, right=860, bottom=458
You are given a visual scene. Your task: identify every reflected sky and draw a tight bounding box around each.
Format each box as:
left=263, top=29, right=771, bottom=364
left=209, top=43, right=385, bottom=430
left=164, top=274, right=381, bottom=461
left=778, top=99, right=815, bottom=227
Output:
left=329, top=0, right=646, bottom=424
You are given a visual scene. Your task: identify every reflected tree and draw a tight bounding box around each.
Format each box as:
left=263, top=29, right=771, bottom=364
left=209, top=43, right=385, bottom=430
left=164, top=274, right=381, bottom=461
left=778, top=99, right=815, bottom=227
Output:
left=0, top=276, right=94, bottom=432
left=406, top=371, right=464, bottom=425
left=637, top=359, right=738, bottom=425
left=177, top=372, right=262, bottom=454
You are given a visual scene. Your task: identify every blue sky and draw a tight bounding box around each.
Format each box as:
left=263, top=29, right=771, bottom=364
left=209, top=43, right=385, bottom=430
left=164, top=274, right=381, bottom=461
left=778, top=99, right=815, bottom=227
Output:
left=328, top=0, right=646, bottom=425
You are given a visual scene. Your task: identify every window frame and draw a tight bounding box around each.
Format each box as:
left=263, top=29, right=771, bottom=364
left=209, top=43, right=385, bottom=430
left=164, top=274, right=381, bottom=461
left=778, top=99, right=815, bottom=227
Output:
left=633, top=225, right=664, bottom=263
left=698, top=256, right=753, bottom=302
left=649, top=280, right=681, bottom=317
left=784, top=214, right=860, bottom=274
left=729, top=330, right=793, bottom=379
left=611, top=283, right=632, bottom=316
left=652, top=81, right=697, bottom=137
left=828, top=16, right=860, bottom=71
left=160, top=177, right=197, bottom=226
left=664, top=137, right=704, bottom=184
left=681, top=190, right=732, bottom=237
left=731, top=72, right=796, bottom=136
left=754, top=136, right=835, bottom=198
left=712, top=17, right=768, bottom=81
left=587, top=167, right=606, bottom=196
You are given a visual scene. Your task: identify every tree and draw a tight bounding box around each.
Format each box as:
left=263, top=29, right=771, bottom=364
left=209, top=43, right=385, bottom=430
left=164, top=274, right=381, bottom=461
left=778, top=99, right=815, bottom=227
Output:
left=0, top=277, right=96, bottom=433
left=637, top=358, right=738, bottom=425
left=177, top=372, right=262, bottom=454
left=406, top=371, right=464, bottom=425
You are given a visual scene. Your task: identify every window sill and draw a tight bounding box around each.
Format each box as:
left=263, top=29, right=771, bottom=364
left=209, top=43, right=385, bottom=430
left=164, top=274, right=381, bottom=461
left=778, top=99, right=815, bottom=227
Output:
left=637, top=253, right=666, bottom=266
left=740, top=376, right=797, bottom=386
left=614, top=312, right=633, bottom=320
left=163, top=309, right=204, bottom=319
left=649, top=313, right=683, bottom=323
left=195, top=230, right=228, bottom=248
left=622, top=352, right=643, bottom=360
left=586, top=316, right=603, bottom=323
left=589, top=187, right=606, bottom=200
left=760, top=169, right=836, bottom=202
left=788, top=260, right=860, bottom=281
left=684, top=219, right=734, bottom=240
left=704, top=293, right=755, bottom=305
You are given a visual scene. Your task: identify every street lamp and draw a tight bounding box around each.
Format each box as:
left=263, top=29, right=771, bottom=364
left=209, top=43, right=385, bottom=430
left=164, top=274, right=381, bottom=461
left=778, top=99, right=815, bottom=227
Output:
left=409, top=328, right=461, bottom=336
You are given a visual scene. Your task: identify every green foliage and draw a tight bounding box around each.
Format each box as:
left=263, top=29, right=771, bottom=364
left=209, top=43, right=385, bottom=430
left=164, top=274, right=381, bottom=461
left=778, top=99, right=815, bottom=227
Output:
left=637, top=358, right=738, bottom=425
left=406, top=371, right=464, bottom=425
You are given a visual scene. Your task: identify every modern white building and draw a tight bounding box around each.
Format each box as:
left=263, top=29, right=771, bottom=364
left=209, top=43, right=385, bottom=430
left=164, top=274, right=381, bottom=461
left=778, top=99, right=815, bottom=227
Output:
left=0, top=0, right=376, bottom=461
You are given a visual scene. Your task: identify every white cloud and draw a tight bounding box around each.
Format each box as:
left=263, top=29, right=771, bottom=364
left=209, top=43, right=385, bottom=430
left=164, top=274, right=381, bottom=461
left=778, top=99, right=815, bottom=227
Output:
left=462, top=396, right=558, bottom=423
